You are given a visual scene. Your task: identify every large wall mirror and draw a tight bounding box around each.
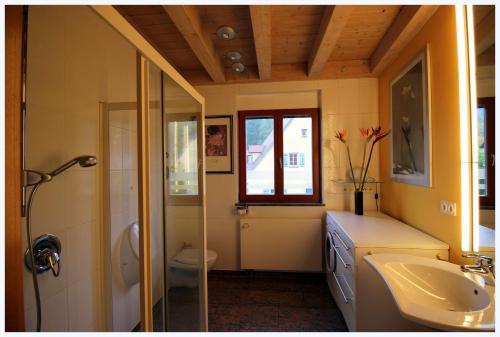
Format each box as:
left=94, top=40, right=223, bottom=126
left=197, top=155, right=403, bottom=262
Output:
left=473, top=5, right=495, bottom=252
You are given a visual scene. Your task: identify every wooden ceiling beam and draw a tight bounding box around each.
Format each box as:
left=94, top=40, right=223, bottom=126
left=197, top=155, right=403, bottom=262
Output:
left=249, top=5, right=272, bottom=80
left=370, top=5, right=439, bottom=76
left=475, top=8, right=495, bottom=56
left=162, top=5, right=225, bottom=83
left=183, top=59, right=371, bottom=86
left=308, top=5, right=354, bottom=78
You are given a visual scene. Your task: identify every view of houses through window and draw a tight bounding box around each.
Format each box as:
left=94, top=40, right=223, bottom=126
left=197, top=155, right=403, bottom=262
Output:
left=283, top=117, right=313, bottom=195
left=245, top=117, right=275, bottom=195
left=244, top=115, right=313, bottom=195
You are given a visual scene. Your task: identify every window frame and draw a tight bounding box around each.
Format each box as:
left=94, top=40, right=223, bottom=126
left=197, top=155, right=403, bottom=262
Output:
left=238, top=108, right=321, bottom=204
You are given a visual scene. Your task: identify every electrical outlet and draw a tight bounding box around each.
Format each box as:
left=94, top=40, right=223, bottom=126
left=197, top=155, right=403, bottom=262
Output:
left=440, top=200, right=456, bottom=216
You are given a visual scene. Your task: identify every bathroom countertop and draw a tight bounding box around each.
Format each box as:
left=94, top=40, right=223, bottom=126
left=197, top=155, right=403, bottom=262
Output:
left=326, top=211, right=449, bottom=250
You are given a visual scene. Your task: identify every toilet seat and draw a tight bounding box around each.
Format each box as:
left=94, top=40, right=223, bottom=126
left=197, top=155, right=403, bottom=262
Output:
left=173, top=248, right=217, bottom=265
left=169, top=248, right=218, bottom=287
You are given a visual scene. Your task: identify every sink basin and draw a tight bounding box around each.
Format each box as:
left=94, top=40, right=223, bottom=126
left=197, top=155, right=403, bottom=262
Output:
left=364, top=254, right=495, bottom=332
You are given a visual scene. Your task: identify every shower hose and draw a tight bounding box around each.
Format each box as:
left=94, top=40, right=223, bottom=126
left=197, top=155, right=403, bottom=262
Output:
left=26, top=183, right=42, bottom=332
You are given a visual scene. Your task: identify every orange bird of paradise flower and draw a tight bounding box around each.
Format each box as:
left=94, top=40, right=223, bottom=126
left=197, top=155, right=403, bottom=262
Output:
left=359, top=128, right=373, bottom=141
left=371, top=126, right=390, bottom=142
left=335, top=129, right=347, bottom=143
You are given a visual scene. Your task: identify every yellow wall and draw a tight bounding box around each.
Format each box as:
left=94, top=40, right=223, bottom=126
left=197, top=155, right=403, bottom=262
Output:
left=379, top=6, right=464, bottom=263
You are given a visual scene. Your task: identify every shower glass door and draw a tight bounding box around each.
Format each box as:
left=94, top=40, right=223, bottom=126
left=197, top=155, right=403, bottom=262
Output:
left=161, top=73, right=206, bottom=331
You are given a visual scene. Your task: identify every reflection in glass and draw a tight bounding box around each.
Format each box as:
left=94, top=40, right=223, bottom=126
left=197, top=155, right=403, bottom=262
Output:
left=283, top=117, right=313, bottom=195
left=478, top=106, right=487, bottom=197
left=168, top=120, right=199, bottom=196
left=473, top=5, right=495, bottom=250
left=245, top=118, right=275, bottom=195
left=163, top=73, right=204, bottom=332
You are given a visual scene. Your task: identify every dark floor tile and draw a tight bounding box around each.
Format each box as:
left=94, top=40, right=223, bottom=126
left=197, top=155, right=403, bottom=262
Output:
left=208, top=287, right=248, bottom=305
left=168, top=302, right=200, bottom=331
left=239, top=304, right=279, bottom=328
left=239, top=323, right=281, bottom=332
left=168, top=286, right=199, bottom=304
left=207, top=270, right=347, bottom=332
left=279, top=306, right=347, bottom=332
left=213, top=304, right=242, bottom=325
left=247, top=277, right=302, bottom=291
left=246, top=289, right=304, bottom=307
left=208, top=304, right=218, bottom=322
left=302, top=291, right=338, bottom=308
left=208, top=323, right=240, bottom=332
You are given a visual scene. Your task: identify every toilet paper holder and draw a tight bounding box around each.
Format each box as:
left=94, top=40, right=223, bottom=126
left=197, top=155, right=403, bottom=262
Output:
left=236, top=204, right=248, bottom=215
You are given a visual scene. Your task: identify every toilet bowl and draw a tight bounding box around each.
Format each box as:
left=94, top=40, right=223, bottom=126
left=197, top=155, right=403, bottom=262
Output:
left=169, top=248, right=217, bottom=288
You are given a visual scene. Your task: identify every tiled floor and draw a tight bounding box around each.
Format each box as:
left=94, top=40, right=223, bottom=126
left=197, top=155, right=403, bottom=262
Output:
left=133, top=287, right=200, bottom=332
left=208, top=270, right=348, bottom=332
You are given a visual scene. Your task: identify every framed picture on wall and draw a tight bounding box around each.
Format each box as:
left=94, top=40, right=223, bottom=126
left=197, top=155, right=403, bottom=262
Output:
left=205, top=115, right=233, bottom=174
left=390, top=45, right=432, bottom=187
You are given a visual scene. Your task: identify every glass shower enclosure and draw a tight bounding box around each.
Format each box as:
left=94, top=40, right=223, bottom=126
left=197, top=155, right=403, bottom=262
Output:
left=22, top=5, right=206, bottom=332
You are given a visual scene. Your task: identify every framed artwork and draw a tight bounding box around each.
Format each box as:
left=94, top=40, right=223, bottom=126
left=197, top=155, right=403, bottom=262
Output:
left=205, top=115, right=233, bottom=174
left=390, top=46, right=432, bottom=187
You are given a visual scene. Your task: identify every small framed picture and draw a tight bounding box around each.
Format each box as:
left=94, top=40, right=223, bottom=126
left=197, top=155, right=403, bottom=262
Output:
left=390, top=45, right=432, bottom=187
left=205, top=115, right=233, bottom=174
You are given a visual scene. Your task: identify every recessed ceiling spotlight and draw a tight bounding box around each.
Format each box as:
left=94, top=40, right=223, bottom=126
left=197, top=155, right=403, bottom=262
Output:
left=232, top=62, right=245, bottom=73
left=216, top=26, right=236, bottom=40
left=226, top=51, right=241, bottom=62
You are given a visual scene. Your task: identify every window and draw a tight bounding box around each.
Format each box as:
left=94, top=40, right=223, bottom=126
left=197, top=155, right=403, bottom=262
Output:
left=166, top=113, right=202, bottom=205
left=478, top=97, right=495, bottom=208
left=238, top=108, right=321, bottom=204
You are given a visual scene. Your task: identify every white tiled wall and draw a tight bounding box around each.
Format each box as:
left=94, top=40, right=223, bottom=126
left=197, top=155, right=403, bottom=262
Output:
left=24, top=6, right=136, bottom=331
left=196, top=78, right=379, bottom=270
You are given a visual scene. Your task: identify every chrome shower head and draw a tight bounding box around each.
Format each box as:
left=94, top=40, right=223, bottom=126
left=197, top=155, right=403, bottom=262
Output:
left=76, top=155, right=98, bottom=168
left=49, top=155, right=97, bottom=177
left=24, top=155, right=97, bottom=187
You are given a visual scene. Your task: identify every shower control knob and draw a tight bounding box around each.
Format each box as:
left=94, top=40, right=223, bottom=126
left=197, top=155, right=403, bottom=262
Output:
left=24, top=234, right=62, bottom=276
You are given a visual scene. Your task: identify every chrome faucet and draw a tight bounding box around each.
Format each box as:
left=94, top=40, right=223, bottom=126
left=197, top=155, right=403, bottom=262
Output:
left=461, top=253, right=495, bottom=285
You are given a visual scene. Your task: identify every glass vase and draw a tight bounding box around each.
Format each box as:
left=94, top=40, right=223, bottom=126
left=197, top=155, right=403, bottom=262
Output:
left=354, top=190, right=363, bottom=215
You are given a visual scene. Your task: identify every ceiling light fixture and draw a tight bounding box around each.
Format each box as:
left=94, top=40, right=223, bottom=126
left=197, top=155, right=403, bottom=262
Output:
left=226, top=51, right=241, bottom=62
left=216, top=26, right=236, bottom=40
left=232, top=62, right=245, bottom=73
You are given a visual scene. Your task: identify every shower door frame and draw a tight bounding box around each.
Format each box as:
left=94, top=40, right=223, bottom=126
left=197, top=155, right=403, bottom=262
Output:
left=5, top=5, right=26, bottom=332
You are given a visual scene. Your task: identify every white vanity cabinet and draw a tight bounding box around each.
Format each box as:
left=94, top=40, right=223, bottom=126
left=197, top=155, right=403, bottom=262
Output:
left=325, top=211, right=449, bottom=332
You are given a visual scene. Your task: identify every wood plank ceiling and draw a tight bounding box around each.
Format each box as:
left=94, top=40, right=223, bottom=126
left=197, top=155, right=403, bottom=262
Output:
left=115, top=5, right=439, bottom=85
left=474, top=5, right=495, bottom=67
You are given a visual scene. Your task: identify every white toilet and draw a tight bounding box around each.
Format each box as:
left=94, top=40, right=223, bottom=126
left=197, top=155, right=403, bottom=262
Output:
left=169, top=248, right=217, bottom=288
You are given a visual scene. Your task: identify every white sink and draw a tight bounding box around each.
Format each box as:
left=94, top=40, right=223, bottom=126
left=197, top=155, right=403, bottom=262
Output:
left=364, top=254, right=495, bottom=332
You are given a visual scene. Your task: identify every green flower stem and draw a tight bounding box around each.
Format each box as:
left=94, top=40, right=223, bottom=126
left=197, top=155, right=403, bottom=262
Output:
left=361, top=141, right=375, bottom=191
left=359, top=142, right=367, bottom=185
left=345, top=145, right=358, bottom=191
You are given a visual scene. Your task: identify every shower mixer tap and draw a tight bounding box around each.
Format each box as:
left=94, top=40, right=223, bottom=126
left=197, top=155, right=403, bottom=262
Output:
left=23, top=155, right=97, bottom=332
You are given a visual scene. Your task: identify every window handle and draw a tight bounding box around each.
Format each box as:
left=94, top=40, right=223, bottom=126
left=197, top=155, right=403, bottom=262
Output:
left=491, top=154, right=495, bottom=167
left=279, top=157, right=283, bottom=169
